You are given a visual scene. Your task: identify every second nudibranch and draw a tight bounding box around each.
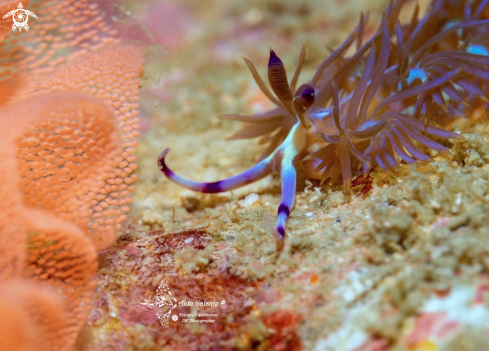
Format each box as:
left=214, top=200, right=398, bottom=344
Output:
left=158, top=50, right=319, bottom=240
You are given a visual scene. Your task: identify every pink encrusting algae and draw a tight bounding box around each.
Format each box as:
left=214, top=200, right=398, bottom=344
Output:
left=158, top=0, right=489, bottom=240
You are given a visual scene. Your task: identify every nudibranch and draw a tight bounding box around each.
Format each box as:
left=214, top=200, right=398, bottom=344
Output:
left=159, top=0, right=489, bottom=240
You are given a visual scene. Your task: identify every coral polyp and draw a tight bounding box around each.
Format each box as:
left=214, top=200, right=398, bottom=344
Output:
left=159, top=0, right=489, bottom=240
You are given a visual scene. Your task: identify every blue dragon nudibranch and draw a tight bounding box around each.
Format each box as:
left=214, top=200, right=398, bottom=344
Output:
left=159, top=0, right=489, bottom=240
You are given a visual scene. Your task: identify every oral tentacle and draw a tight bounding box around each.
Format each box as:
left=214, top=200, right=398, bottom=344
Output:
left=272, top=123, right=306, bottom=240
left=158, top=148, right=273, bottom=193
left=276, top=159, right=297, bottom=240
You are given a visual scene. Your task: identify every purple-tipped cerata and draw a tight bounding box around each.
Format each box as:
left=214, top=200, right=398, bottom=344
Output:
left=160, top=0, right=488, bottom=241
left=267, top=49, right=294, bottom=115
left=268, top=49, right=281, bottom=68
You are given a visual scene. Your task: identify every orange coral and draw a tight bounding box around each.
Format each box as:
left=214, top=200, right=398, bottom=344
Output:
left=0, top=0, right=145, bottom=249
left=0, top=94, right=101, bottom=351
left=17, top=43, right=144, bottom=249
left=0, top=0, right=146, bottom=349
left=0, top=280, right=68, bottom=351
left=0, top=0, right=145, bottom=248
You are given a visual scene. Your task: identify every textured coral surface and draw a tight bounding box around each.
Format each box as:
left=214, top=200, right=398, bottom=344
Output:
left=0, top=0, right=145, bottom=350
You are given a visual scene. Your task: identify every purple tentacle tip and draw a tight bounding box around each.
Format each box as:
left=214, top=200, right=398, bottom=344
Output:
left=276, top=226, right=285, bottom=240
left=268, top=49, right=282, bottom=68
left=300, top=85, right=316, bottom=104
left=158, top=148, right=171, bottom=174
left=275, top=204, right=290, bottom=240
left=294, top=84, right=316, bottom=113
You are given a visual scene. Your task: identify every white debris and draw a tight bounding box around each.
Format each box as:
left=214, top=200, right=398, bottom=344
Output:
left=240, top=193, right=259, bottom=208
left=423, top=286, right=489, bottom=327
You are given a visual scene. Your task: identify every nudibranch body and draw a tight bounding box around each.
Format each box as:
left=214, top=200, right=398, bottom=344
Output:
left=159, top=0, right=489, bottom=240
